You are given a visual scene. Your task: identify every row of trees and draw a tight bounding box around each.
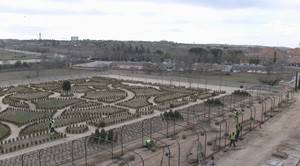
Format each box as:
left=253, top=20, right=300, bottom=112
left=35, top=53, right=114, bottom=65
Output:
left=0, top=61, right=31, bottom=70
left=90, top=128, right=116, bottom=143
left=188, top=47, right=243, bottom=64
left=2, top=40, right=247, bottom=65
left=232, top=90, right=251, bottom=96
left=204, top=98, right=224, bottom=106
left=161, top=110, right=184, bottom=121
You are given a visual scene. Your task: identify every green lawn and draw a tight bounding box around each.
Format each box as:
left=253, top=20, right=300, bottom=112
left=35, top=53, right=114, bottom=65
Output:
left=85, top=89, right=126, bottom=99
left=0, top=109, right=53, bottom=126
left=12, top=91, right=52, bottom=100
left=20, top=116, right=90, bottom=135
left=119, top=97, right=150, bottom=108
left=0, top=123, right=10, bottom=140
left=130, top=87, right=165, bottom=96
left=0, top=49, right=40, bottom=60
left=172, top=72, right=263, bottom=84
left=155, top=93, right=189, bottom=103
left=63, top=106, right=125, bottom=116
left=34, top=98, right=83, bottom=109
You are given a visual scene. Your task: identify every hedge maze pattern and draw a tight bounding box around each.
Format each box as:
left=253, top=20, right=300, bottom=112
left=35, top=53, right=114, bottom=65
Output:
left=0, top=76, right=217, bottom=157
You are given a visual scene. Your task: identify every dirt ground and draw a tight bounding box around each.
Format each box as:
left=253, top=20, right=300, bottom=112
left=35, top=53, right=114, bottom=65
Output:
left=214, top=92, right=300, bottom=166
left=73, top=92, right=295, bottom=166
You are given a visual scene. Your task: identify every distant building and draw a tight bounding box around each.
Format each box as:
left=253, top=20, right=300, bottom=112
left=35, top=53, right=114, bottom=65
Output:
left=287, top=56, right=300, bottom=67
left=231, top=64, right=266, bottom=73
left=160, top=59, right=175, bottom=71
left=72, top=61, right=112, bottom=71
left=71, top=36, right=79, bottom=41
left=112, top=61, right=146, bottom=70
left=223, top=65, right=232, bottom=73
left=192, top=63, right=227, bottom=72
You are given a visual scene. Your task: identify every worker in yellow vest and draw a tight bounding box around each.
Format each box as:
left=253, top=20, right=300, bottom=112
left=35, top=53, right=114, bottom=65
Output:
left=144, top=139, right=153, bottom=150
left=229, top=132, right=236, bottom=147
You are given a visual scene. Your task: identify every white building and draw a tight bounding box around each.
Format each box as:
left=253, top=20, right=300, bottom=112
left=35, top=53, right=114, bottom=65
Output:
left=71, top=36, right=79, bottom=41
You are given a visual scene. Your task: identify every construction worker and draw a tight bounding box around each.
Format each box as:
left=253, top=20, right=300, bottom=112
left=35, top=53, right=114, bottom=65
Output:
left=229, top=132, right=236, bottom=147
left=208, top=156, right=216, bottom=166
left=49, top=119, right=55, bottom=134
left=233, top=110, right=239, bottom=123
left=144, top=139, right=152, bottom=150
left=235, top=124, right=242, bottom=141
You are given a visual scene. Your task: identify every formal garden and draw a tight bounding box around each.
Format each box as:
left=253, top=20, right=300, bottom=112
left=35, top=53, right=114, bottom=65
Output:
left=0, top=76, right=219, bottom=154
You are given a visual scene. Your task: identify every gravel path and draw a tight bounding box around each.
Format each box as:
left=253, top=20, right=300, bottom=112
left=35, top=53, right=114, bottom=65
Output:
left=0, top=94, right=10, bottom=112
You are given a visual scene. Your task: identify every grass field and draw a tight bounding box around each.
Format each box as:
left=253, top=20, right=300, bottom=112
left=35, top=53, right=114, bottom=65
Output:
left=118, top=97, right=150, bottom=108
left=34, top=98, right=83, bottom=109
left=0, top=49, right=39, bottom=61
left=0, top=109, right=53, bottom=126
left=109, top=69, right=294, bottom=87
left=12, top=91, right=52, bottom=100
left=0, top=69, right=98, bottom=82
left=0, top=123, right=10, bottom=140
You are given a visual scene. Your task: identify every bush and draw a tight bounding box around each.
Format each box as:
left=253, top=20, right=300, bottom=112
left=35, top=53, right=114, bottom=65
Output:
left=174, top=111, right=183, bottom=120
left=99, top=121, right=106, bottom=128
left=204, top=98, right=224, bottom=106
left=162, top=110, right=183, bottom=121
left=232, top=90, right=251, bottom=97
left=100, top=129, right=107, bottom=142
left=107, top=130, right=113, bottom=142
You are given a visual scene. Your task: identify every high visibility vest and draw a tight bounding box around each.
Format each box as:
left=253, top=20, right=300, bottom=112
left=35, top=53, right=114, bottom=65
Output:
left=50, top=122, right=54, bottom=128
left=234, top=111, right=239, bottom=118
left=230, top=132, right=236, bottom=140
left=144, top=139, right=151, bottom=146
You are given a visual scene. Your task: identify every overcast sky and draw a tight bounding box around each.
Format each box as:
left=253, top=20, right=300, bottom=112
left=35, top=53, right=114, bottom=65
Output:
left=0, top=0, right=300, bottom=47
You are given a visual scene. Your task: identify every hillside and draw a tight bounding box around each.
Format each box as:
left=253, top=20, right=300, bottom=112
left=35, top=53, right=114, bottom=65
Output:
left=0, top=39, right=299, bottom=65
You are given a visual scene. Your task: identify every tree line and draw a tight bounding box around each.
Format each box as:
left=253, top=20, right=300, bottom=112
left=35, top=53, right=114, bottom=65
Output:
left=1, top=40, right=247, bottom=65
